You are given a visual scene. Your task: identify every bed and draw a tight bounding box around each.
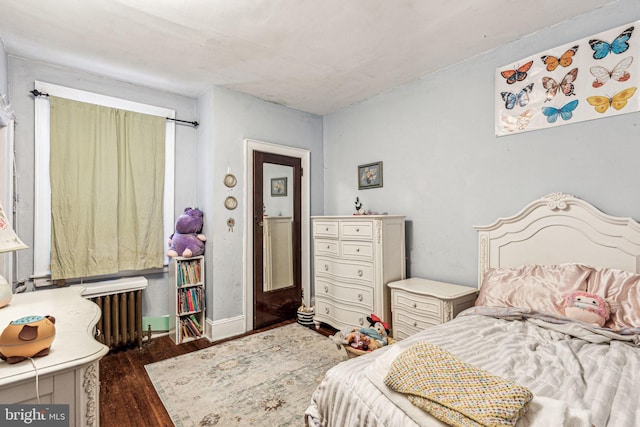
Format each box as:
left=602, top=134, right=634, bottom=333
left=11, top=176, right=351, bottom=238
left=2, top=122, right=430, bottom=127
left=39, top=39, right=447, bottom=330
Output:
left=305, top=192, right=640, bottom=427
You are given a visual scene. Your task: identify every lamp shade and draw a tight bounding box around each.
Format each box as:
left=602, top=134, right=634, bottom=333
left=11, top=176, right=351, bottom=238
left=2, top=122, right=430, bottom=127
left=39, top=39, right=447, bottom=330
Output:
left=0, top=202, right=27, bottom=308
left=0, top=203, right=26, bottom=253
left=0, top=275, right=10, bottom=308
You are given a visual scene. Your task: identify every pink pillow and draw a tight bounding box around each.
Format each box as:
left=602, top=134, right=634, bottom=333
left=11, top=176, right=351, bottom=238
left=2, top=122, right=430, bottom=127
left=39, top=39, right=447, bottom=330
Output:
left=476, top=264, right=593, bottom=316
left=587, top=267, right=640, bottom=330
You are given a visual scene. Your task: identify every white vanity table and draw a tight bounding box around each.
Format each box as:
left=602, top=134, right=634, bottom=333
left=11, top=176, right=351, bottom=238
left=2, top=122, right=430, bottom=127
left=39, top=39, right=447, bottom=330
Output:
left=0, top=287, right=108, bottom=426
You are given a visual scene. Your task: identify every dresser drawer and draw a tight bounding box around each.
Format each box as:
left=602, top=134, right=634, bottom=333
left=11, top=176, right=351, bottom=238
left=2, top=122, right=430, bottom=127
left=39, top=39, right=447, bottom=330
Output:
left=314, top=221, right=339, bottom=238
left=316, top=257, right=373, bottom=283
left=340, top=221, right=373, bottom=240
left=392, top=290, right=443, bottom=318
left=341, top=241, right=373, bottom=260
left=314, top=297, right=369, bottom=330
left=315, top=278, right=373, bottom=309
left=314, top=239, right=339, bottom=256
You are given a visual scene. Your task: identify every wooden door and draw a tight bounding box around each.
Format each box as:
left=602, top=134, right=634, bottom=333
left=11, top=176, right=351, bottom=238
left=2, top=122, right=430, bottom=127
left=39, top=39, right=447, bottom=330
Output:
left=253, top=151, right=302, bottom=329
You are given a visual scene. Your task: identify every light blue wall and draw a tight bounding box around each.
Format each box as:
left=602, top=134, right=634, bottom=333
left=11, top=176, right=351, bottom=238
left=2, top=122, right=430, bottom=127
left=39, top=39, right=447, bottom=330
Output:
left=323, top=0, right=640, bottom=288
left=0, top=40, right=7, bottom=98
left=197, top=86, right=323, bottom=321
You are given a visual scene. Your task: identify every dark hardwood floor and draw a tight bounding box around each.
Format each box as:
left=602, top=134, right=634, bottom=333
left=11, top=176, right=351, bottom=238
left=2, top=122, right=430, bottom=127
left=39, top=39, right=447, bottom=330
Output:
left=99, top=319, right=335, bottom=427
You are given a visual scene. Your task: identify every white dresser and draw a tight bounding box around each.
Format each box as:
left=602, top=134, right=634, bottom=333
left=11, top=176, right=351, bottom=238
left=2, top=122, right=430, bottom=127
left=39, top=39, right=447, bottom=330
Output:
left=388, top=278, right=478, bottom=340
left=0, top=287, right=108, bottom=426
left=312, top=215, right=406, bottom=331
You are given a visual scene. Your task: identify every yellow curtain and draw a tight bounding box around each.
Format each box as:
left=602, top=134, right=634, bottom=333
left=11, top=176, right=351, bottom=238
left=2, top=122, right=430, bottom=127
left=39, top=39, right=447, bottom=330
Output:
left=49, top=96, right=165, bottom=280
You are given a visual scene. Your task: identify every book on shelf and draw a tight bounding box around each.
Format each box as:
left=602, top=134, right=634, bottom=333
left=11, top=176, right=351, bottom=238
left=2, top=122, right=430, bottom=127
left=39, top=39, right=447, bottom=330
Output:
left=180, top=315, right=203, bottom=338
left=178, top=287, right=204, bottom=314
left=189, top=314, right=202, bottom=330
left=177, top=258, right=203, bottom=287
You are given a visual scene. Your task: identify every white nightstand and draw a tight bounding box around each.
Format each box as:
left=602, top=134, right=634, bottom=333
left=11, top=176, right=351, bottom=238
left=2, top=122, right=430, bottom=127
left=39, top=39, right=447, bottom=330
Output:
left=388, top=278, right=478, bottom=340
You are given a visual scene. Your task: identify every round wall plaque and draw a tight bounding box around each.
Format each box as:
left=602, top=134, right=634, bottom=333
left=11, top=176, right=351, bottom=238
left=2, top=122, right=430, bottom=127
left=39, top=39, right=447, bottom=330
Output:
left=223, top=174, right=237, bottom=188
left=224, top=196, right=238, bottom=210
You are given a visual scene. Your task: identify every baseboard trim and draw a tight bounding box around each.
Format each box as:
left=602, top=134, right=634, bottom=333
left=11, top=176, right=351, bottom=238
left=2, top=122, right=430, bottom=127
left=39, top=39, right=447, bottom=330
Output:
left=206, top=315, right=246, bottom=342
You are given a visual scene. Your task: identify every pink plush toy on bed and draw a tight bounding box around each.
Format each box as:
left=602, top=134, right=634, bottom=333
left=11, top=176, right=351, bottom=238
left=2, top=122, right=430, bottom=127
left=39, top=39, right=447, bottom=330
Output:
left=562, top=291, right=610, bottom=327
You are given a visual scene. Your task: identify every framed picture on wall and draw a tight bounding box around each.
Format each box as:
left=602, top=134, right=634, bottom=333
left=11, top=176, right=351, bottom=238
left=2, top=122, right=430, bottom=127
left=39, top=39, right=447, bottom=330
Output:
left=271, top=177, right=288, bottom=196
left=358, top=161, right=383, bottom=189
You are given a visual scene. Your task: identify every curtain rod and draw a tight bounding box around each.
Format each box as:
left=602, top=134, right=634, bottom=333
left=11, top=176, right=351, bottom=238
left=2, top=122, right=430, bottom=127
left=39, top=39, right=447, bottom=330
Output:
left=29, top=89, right=199, bottom=127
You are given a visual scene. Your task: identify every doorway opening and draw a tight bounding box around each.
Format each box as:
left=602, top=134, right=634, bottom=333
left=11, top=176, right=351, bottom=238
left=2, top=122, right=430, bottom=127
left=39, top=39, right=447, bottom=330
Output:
left=253, top=151, right=301, bottom=329
left=243, top=139, right=310, bottom=332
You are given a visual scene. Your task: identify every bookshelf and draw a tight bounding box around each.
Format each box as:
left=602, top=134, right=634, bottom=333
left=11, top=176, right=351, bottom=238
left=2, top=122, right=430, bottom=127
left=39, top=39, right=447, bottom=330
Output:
left=169, top=255, right=205, bottom=344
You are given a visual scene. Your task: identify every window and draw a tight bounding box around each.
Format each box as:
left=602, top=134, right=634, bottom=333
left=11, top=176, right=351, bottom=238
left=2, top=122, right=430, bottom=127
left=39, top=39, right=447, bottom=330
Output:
left=33, top=81, right=175, bottom=284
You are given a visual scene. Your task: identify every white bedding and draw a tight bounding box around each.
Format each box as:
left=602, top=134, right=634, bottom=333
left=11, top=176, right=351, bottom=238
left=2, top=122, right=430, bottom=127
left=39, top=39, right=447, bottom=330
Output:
left=306, top=313, right=640, bottom=427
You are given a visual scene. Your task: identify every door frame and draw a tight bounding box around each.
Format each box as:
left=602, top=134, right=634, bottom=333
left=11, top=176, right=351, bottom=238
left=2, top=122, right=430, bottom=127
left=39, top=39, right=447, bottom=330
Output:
left=243, top=138, right=310, bottom=332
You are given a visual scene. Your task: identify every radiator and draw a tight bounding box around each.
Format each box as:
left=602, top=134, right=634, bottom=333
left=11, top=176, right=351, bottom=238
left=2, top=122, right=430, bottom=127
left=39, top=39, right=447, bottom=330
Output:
left=80, top=276, right=148, bottom=350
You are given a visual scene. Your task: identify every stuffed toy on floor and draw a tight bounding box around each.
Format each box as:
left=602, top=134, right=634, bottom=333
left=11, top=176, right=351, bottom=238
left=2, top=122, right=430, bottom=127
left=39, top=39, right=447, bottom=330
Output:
left=330, top=314, right=390, bottom=352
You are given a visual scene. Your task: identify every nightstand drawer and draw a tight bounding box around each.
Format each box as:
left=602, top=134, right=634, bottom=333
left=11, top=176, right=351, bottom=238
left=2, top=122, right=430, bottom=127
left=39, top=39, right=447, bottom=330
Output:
left=314, top=221, right=339, bottom=238
left=315, top=239, right=339, bottom=256
left=315, top=257, right=373, bottom=283
left=341, top=241, right=373, bottom=260
left=393, top=312, right=441, bottom=338
left=340, top=221, right=373, bottom=240
left=315, top=278, right=373, bottom=309
left=393, top=291, right=442, bottom=318
left=396, top=311, right=441, bottom=329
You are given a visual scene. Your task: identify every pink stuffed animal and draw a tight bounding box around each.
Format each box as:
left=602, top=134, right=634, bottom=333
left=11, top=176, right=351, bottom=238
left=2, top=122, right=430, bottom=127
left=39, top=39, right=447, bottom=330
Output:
left=563, top=291, right=610, bottom=327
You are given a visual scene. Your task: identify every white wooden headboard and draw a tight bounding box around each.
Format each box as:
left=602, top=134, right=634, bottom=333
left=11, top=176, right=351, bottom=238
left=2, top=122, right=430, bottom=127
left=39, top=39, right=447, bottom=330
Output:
left=474, top=192, right=640, bottom=288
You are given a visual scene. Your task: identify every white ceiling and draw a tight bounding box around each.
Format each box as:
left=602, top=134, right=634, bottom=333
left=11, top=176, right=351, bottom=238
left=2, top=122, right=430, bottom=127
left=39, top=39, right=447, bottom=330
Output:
left=0, top=0, right=616, bottom=115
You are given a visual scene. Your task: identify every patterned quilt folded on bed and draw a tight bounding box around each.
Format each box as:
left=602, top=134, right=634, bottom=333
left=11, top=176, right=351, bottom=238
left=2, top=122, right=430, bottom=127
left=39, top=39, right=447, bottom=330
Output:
left=384, top=342, right=533, bottom=427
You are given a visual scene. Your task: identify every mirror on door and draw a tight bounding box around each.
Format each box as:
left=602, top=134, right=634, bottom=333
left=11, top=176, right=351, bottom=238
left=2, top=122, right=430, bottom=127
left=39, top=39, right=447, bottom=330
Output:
left=262, top=163, right=294, bottom=292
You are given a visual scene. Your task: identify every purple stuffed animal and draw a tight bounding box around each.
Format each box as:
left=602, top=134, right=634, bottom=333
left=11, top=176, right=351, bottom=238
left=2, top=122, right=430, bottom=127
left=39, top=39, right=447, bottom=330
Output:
left=167, top=207, right=207, bottom=258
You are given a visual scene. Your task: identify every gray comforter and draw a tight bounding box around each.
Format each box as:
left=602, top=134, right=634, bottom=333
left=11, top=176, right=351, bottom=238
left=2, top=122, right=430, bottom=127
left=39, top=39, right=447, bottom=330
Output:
left=306, top=311, right=640, bottom=427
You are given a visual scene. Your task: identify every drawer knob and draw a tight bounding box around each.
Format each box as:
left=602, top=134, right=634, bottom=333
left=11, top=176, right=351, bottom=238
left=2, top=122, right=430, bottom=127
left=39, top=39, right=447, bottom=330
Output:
left=324, top=285, right=329, bottom=293
left=355, top=227, right=360, bottom=232
left=325, top=227, right=329, bottom=231
left=413, top=321, right=418, bottom=327
left=358, top=317, right=364, bottom=326
left=325, top=307, right=330, bottom=314
left=357, top=269, right=363, bottom=277
left=356, top=248, right=360, bottom=252
left=413, top=303, right=417, bottom=308
left=357, top=293, right=363, bottom=301
left=327, top=245, right=331, bottom=249
left=324, top=264, right=329, bottom=271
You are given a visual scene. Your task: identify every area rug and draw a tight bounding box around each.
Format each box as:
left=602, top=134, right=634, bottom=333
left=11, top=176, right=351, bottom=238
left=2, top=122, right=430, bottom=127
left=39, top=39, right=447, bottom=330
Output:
left=145, top=323, right=347, bottom=426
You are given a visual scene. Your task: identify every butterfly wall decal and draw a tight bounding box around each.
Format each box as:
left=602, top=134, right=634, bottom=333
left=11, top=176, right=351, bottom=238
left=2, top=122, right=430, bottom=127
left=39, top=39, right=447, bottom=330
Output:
left=589, top=26, right=634, bottom=60
left=586, top=87, right=637, bottom=113
left=590, top=56, right=633, bottom=88
left=500, top=60, right=534, bottom=84
left=500, top=83, right=534, bottom=109
left=501, top=110, right=534, bottom=132
left=542, top=68, right=579, bottom=102
left=540, top=45, right=579, bottom=72
left=541, top=100, right=579, bottom=123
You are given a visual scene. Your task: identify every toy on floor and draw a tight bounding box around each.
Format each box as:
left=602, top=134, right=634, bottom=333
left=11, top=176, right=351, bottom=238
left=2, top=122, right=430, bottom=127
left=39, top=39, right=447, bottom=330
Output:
left=562, top=291, right=611, bottom=327
left=167, top=207, right=207, bottom=258
left=0, top=315, right=56, bottom=364
left=331, top=314, right=390, bottom=352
